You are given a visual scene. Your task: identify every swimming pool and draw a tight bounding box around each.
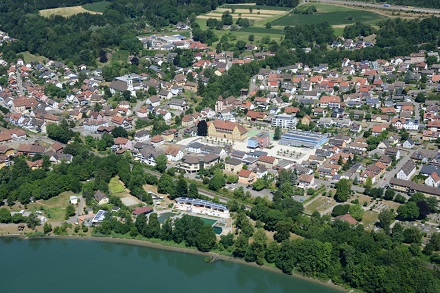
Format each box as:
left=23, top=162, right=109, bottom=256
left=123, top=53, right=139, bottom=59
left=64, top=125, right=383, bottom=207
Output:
left=158, top=212, right=177, bottom=224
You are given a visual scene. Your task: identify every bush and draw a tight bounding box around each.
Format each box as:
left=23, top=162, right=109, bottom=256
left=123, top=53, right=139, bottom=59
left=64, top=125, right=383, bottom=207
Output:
left=331, top=204, right=350, bottom=217
left=395, top=194, right=407, bottom=203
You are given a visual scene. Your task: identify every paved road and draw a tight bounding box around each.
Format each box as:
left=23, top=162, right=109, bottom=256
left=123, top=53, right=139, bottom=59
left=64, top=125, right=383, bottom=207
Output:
left=375, top=148, right=417, bottom=188
left=16, top=69, right=24, bottom=94
left=312, top=0, right=440, bottom=14
left=315, top=178, right=364, bottom=194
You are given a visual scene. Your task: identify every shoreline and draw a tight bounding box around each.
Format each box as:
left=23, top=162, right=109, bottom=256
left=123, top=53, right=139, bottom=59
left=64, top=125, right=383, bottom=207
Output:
left=1, top=234, right=348, bottom=292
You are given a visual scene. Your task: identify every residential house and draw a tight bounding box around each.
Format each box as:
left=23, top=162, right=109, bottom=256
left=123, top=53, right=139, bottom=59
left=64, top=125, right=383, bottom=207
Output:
left=425, top=172, right=440, bottom=188
left=151, top=135, right=164, bottom=146
left=403, top=138, right=415, bottom=149
left=298, top=174, right=315, bottom=189
left=385, top=147, right=400, bottom=160
left=16, top=144, right=45, bottom=157
left=319, top=96, right=341, bottom=108
left=257, top=156, right=278, bottom=169
left=396, top=160, right=416, bottom=180
left=238, top=169, right=257, bottom=185
left=113, top=137, right=133, bottom=150
left=164, top=146, right=183, bottom=162
left=246, top=110, right=267, bottom=121
left=224, top=158, right=243, bottom=173
left=186, top=141, right=203, bottom=154
left=134, top=129, right=150, bottom=142
left=168, top=99, right=188, bottom=111
left=94, top=190, right=109, bottom=205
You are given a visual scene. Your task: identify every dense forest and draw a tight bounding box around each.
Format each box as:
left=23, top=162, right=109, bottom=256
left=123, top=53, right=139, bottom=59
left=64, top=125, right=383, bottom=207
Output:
left=0, top=0, right=225, bottom=65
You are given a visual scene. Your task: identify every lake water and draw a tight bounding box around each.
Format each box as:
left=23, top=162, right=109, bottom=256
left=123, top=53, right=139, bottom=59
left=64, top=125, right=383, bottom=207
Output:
left=0, top=237, right=344, bottom=293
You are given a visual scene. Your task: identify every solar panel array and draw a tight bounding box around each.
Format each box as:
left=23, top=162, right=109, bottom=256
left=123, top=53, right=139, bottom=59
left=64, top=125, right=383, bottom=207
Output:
left=175, top=197, right=228, bottom=211
left=92, top=210, right=107, bottom=223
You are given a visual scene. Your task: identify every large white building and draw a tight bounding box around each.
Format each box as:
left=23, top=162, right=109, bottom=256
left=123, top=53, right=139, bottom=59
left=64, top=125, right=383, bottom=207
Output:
left=271, top=114, right=297, bottom=129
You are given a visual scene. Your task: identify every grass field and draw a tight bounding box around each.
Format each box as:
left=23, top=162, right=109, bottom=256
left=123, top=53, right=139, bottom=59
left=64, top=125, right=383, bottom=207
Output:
left=18, top=51, right=47, bottom=64
left=304, top=196, right=336, bottom=214
left=11, top=191, right=77, bottom=221
left=40, top=5, right=103, bottom=18
left=361, top=210, right=379, bottom=227
left=223, top=4, right=290, bottom=11
left=109, top=177, right=126, bottom=194
left=82, top=1, right=110, bottom=13
left=271, top=4, right=385, bottom=27
left=196, top=4, right=289, bottom=44
left=111, top=50, right=129, bottom=63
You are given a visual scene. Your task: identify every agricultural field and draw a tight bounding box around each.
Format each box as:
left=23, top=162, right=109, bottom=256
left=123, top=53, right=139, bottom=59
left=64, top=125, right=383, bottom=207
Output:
left=81, top=1, right=110, bottom=13
left=271, top=4, right=386, bottom=27
left=196, top=4, right=289, bottom=43
left=197, top=7, right=289, bottom=25
left=39, top=5, right=103, bottom=18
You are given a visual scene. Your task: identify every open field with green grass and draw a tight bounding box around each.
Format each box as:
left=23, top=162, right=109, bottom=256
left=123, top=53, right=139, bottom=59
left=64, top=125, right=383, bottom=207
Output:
left=110, top=50, right=129, bottom=63
left=9, top=191, right=76, bottom=221
left=271, top=3, right=385, bottom=27
left=109, top=176, right=126, bottom=194
left=82, top=1, right=110, bottom=13
left=196, top=4, right=289, bottom=44
left=223, top=4, right=291, bottom=11
left=40, top=6, right=102, bottom=18
left=361, top=210, right=379, bottom=227
left=18, top=51, right=47, bottom=64
left=198, top=6, right=290, bottom=26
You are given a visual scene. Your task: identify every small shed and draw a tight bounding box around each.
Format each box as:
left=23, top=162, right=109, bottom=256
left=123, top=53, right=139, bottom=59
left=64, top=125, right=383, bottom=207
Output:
left=70, top=196, right=78, bottom=205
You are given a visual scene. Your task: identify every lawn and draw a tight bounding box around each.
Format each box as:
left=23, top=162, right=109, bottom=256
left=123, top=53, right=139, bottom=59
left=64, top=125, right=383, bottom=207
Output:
left=111, top=50, right=129, bottom=63
left=19, top=51, right=47, bottom=64
left=109, top=176, right=126, bottom=194
left=82, top=1, right=110, bottom=13
left=355, top=194, right=372, bottom=206
left=10, top=191, right=78, bottom=221
left=39, top=6, right=102, bottom=18
left=361, top=210, right=379, bottom=227
left=271, top=3, right=385, bottom=27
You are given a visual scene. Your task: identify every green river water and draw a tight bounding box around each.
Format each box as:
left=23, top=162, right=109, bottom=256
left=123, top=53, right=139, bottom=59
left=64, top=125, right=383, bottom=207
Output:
left=0, top=238, right=344, bottom=293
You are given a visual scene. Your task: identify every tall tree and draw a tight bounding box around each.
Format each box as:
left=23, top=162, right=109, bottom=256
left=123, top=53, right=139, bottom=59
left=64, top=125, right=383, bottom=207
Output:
left=175, top=178, right=188, bottom=198
left=197, top=120, right=208, bottom=136
left=273, top=126, right=281, bottom=140
left=188, top=182, right=199, bottom=198
left=156, top=154, right=168, bottom=173
left=334, top=179, right=352, bottom=202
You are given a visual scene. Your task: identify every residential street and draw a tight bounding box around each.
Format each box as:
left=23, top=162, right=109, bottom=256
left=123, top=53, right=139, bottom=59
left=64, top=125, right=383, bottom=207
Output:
left=375, top=148, right=417, bottom=188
